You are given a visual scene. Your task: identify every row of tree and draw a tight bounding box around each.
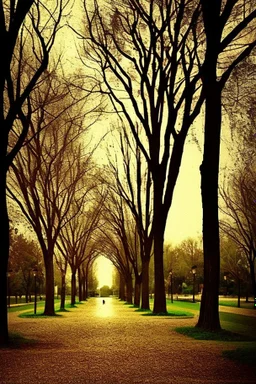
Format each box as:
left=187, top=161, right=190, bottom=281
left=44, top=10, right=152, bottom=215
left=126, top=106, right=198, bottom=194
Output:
left=8, top=229, right=100, bottom=305
left=8, top=226, right=251, bottom=309
left=1, top=0, right=256, bottom=345
left=77, top=0, right=256, bottom=330
left=6, top=65, right=108, bottom=311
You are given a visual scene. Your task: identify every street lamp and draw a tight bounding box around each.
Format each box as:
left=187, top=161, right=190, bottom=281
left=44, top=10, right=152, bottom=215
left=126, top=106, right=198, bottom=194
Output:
left=33, top=268, right=38, bottom=315
left=7, top=270, right=13, bottom=308
left=224, top=272, right=229, bottom=297
left=224, top=273, right=227, bottom=296
left=191, top=265, right=197, bottom=303
left=237, top=259, right=242, bottom=308
left=169, top=270, right=173, bottom=303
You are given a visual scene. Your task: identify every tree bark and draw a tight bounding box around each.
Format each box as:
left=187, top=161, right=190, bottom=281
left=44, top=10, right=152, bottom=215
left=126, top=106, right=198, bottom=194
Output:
left=119, top=273, right=126, bottom=301
left=81, top=272, right=87, bottom=301
left=85, top=266, right=89, bottom=299
left=43, top=256, right=55, bottom=315
left=134, top=274, right=141, bottom=307
left=71, top=271, right=76, bottom=305
left=197, top=1, right=221, bottom=330
left=152, top=168, right=167, bottom=314
left=78, top=268, right=82, bottom=302
left=141, top=258, right=150, bottom=310
left=153, top=204, right=167, bottom=313
left=250, top=259, right=256, bottom=308
left=0, top=164, right=9, bottom=344
left=197, top=83, right=222, bottom=330
left=126, top=273, right=133, bottom=304
left=60, top=274, right=66, bottom=310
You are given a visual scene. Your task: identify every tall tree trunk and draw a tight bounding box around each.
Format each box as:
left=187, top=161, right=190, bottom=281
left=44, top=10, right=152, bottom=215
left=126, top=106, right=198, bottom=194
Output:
left=250, top=260, right=256, bottom=308
left=81, top=272, right=86, bottom=301
left=134, top=274, right=141, bottom=307
left=78, top=268, right=82, bottom=302
left=153, top=223, right=167, bottom=313
left=43, top=255, right=55, bottom=315
left=85, top=278, right=88, bottom=300
left=60, top=274, right=66, bottom=310
left=0, top=164, right=9, bottom=344
left=197, top=2, right=221, bottom=329
left=71, top=271, right=76, bottom=305
left=153, top=200, right=167, bottom=313
left=141, top=258, right=150, bottom=310
left=119, top=273, right=125, bottom=301
left=85, top=263, right=90, bottom=299
left=126, top=273, right=133, bottom=304
left=198, top=129, right=222, bottom=329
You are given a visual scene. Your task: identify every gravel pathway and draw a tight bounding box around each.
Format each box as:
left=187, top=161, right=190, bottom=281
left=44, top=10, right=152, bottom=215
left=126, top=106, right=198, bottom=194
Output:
left=0, top=297, right=255, bottom=384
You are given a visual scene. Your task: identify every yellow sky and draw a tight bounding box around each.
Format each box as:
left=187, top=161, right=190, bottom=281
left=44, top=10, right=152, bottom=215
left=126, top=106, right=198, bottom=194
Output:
left=57, top=1, right=233, bottom=247
left=165, top=118, right=232, bottom=245
left=95, top=256, right=113, bottom=287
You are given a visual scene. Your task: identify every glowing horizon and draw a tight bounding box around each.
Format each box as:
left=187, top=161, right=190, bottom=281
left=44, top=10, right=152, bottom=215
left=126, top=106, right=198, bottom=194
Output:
left=96, top=255, right=113, bottom=288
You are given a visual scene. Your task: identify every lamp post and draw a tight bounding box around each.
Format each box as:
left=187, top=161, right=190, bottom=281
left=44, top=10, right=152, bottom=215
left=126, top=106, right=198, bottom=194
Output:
left=33, top=268, right=38, bottom=315
left=237, top=275, right=241, bottom=308
left=191, top=265, right=197, bottom=303
left=169, top=270, right=173, bottom=303
left=7, top=270, right=13, bottom=308
left=237, top=259, right=242, bottom=308
left=224, top=272, right=229, bottom=296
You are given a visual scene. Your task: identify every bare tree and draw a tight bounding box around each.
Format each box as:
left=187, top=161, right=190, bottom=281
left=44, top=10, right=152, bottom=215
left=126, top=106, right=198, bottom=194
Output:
left=219, top=168, right=256, bottom=301
left=57, top=190, right=106, bottom=306
left=7, top=70, right=94, bottom=315
left=198, top=0, right=256, bottom=330
left=9, top=232, right=44, bottom=303
left=54, top=249, right=68, bottom=310
left=0, top=0, right=69, bottom=345
left=80, top=0, right=204, bottom=313
left=100, top=191, right=139, bottom=304
left=164, top=238, right=203, bottom=295
left=105, top=126, right=153, bottom=309
left=220, top=236, right=250, bottom=306
left=79, top=250, right=99, bottom=301
left=77, top=0, right=256, bottom=325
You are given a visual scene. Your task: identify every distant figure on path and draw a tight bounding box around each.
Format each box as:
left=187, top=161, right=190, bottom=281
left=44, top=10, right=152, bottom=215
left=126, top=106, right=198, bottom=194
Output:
left=102, top=299, right=105, bottom=304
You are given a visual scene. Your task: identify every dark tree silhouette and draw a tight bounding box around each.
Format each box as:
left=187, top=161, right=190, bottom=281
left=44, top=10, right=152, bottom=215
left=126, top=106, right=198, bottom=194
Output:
left=198, top=0, right=256, bottom=330
left=220, top=169, right=256, bottom=301
left=7, top=71, right=92, bottom=316
left=105, top=127, right=153, bottom=309
left=57, top=191, right=106, bottom=306
left=81, top=0, right=204, bottom=313
left=0, top=0, right=68, bottom=345
left=100, top=190, right=139, bottom=304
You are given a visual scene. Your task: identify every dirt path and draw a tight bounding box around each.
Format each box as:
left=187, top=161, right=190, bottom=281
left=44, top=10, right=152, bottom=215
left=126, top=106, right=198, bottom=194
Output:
left=0, top=298, right=255, bottom=384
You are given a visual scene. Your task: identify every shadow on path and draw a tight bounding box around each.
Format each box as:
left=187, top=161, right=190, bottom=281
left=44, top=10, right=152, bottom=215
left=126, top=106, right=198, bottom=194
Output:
left=1, top=297, right=255, bottom=384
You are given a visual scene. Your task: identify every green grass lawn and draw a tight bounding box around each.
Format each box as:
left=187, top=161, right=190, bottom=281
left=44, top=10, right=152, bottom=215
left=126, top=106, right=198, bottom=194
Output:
left=219, top=299, right=255, bottom=309
left=126, top=298, right=256, bottom=369
left=165, top=299, right=200, bottom=311
left=8, top=296, right=256, bottom=370
left=161, top=299, right=256, bottom=338
left=8, top=297, right=85, bottom=317
left=8, top=301, right=46, bottom=313
left=170, top=301, right=256, bottom=371
left=128, top=300, right=196, bottom=317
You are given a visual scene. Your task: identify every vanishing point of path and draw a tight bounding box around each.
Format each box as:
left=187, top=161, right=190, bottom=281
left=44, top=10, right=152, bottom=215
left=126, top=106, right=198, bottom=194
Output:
left=0, top=298, right=255, bottom=384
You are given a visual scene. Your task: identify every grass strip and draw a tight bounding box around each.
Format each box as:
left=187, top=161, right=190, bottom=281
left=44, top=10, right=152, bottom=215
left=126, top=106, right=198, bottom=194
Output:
left=142, top=310, right=194, bottom=317
left=175, top=326, right=254, bottom=341
left=175, top=326, right=256, bottom=370
left=222, top=346, right=256, bottom=370
left=19, top=311, right=62, bottom=318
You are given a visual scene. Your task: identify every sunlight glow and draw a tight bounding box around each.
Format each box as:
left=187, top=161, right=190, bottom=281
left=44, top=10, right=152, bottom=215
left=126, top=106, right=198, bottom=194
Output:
left=95, top=297, right=114, bottom=317
left=96, top=256, right=113, bottom=288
